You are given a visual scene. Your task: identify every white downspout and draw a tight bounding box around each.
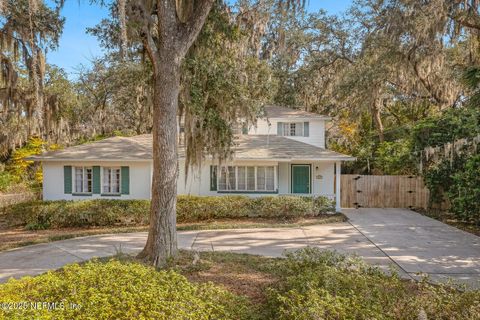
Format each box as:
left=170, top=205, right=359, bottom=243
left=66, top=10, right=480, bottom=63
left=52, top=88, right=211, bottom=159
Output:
left=335, top=161, right=341, bottom=212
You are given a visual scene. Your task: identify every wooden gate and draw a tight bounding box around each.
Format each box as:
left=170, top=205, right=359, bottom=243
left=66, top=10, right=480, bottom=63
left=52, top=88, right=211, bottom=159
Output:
left=340, top=175, right=430, bottom=209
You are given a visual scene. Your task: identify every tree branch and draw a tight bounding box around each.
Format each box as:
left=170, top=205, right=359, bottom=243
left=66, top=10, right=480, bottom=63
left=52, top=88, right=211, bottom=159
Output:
left=177, top=0, right=215, bottom=57
left=448, top=13, right=480, bottom=31
left=130, top=1, right=160, bottom=73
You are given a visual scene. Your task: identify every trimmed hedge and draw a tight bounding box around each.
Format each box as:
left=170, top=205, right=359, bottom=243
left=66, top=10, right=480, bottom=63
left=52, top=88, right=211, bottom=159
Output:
left=2, top=195, right=335, bottom=229
left=266, top=248, right=480, bottom=320
left=0, top=260, right=252, bottom=320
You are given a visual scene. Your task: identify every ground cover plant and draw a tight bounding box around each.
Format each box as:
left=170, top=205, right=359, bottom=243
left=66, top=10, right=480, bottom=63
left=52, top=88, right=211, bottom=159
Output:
left=1, top=248, right=479, bottom=320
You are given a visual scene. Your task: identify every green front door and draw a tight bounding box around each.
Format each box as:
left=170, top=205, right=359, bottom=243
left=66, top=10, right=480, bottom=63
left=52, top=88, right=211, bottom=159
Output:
left=291, top=165, right=311, bottom=194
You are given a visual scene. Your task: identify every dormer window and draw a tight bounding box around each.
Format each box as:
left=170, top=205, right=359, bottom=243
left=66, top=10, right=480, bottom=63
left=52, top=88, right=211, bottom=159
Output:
left=277, top=122, right=309, bottom=137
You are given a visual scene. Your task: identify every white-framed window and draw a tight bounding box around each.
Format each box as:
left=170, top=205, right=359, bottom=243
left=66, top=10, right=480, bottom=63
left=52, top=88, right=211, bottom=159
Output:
left=217, top=166, right=276, bottom=192
left=74, top=167, right=92, bottom=193
left=102, top=167, right=121, bottom=194
left=283, top=122, right=304, bottom=136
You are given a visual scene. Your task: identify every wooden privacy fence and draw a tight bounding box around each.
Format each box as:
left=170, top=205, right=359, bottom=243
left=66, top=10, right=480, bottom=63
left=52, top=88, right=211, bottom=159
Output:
left=340, top=175, right=430, bottom=209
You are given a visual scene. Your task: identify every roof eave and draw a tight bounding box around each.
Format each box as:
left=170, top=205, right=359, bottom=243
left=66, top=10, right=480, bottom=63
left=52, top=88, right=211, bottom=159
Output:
left=28, top=158, right=153, bottom=162
left=264, top=116, right=332, bottom=121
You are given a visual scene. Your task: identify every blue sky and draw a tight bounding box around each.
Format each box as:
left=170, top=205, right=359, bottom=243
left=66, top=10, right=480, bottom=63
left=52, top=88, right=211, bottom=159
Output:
left=48, top=0, right=352, bottom=78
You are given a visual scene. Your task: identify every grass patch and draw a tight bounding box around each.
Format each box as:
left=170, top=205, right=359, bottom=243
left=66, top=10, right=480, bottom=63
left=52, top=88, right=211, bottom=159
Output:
left=0, top=226, right=149, bottom=252
left=1, top=249, right=479, bottom=319
left=176, top=214, right=346, bottom=231
left=0, top=215, right=347, bottom=252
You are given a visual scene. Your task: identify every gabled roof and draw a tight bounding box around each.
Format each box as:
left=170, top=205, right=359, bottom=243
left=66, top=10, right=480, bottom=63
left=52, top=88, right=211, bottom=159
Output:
left=29, top=134, right=354, bottom=162
left=263, top=105, right=331, bottom=120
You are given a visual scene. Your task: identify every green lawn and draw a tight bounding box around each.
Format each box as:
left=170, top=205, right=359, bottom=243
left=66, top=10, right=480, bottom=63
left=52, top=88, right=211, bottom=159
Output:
left=0, top=215, right=346, bottom=252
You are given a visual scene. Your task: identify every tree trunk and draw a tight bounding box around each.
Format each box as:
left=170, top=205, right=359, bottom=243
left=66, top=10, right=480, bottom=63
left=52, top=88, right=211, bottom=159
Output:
left=372, top=100, right=384, bottom=142
left=137, top=50, right=180, bottom=266
left=135, top=0, right=214, bottom=267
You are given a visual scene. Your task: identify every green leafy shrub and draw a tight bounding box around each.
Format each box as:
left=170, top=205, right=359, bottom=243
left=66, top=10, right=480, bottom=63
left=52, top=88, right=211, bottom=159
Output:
left=176, top=195, right=251, bottom=221
left=412, top=106, right=480, bottom=151
left=249, top=196, right=331, bottom=218
left=423, top=153, right=480, bottom=224
left=373, top=139, right=416, bottom=175
left=412, top=103, right=480, bottom=224
left=0, top=171, right=16, bottom=193
left=2, top=195, right=335, bottom=229
left=266, top=248, right=480, bottom=320
left=4, top=200, right=150, bottom=229
left=423, top=157, right=461, bottom=206
left=0, top=260, right=252, bottom=320
left=448, top=154, right=480, bottom=225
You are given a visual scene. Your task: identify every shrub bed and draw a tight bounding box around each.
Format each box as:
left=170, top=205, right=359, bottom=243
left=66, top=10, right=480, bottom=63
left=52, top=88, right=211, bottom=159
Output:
left=1, top=195, right=335, bottom=229
left=0, top=260, right=252, bottom=320
left=1, top=249, right=479, bottom=319
left=265, top=248, right=480, bottom=320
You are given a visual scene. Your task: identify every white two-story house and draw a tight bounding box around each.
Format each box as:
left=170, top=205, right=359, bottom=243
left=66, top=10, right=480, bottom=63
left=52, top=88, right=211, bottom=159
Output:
left=31, top=105, right=354, bottom=210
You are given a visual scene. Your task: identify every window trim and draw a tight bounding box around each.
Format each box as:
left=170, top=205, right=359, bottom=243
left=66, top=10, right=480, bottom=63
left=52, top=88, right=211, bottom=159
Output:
left=101, top=167, right=122, bottom=195
left=216, top=165, right=277, bottom=193
left=282, top=122, right=305, bottom=137
left=72, top=166, right=93, bottom=195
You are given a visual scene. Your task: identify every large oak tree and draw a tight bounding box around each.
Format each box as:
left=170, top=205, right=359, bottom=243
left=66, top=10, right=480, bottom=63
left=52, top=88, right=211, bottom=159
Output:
left=118, top=0, right=302, bottom=266
left=127, top=0, right=215, bottom=266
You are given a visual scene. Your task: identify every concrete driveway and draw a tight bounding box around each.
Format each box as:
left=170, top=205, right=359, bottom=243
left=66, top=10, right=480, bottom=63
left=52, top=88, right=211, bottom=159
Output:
left=343, top=208, right=480, bottom=287
left=0, top=208, right=479, bottom=287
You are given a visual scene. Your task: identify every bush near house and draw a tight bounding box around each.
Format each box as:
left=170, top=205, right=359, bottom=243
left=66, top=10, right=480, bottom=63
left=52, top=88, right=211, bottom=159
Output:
left=1, top=195, right=335, bottom=230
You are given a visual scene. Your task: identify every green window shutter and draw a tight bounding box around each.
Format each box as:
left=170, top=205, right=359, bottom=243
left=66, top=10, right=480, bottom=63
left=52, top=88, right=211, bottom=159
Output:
left=304, top=122, right=309, bottom=137
left=92, top=166, right=101, bottom=194
left=210, top=166, right=217, bottom=191
left=121, top=166, right=130, bottom=195
left=277, top=122, right=283, bottom=136
left=64, top=166, right=72, bottom=194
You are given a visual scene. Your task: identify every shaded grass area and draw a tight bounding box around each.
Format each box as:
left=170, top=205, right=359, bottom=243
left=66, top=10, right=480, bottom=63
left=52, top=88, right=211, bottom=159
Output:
left=166, top=250, right=279, bottom=304
left=0, top=226, right=149, bottom=252
left=0, top=214, right=346, bottom=251
left=176, top=214, right=346, bottom=230
left=416, top=208, right=480, bottom=237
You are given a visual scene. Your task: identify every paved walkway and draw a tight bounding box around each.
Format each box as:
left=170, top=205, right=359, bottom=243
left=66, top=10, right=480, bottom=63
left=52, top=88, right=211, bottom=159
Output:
left=0, top=208, right=479, bottom=288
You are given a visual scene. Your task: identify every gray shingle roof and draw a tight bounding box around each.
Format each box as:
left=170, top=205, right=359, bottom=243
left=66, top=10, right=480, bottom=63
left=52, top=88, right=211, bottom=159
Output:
left=29, top=134, right=354, bottom=161
left=29, top=135, right=153, bottom=161
left=230, top=135, right=354, bottom=160
left=264, top=105, right=331, bottom=120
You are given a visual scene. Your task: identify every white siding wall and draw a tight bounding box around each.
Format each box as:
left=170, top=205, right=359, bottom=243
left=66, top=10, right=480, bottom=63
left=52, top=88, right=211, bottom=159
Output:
left=277, top=161, right=335, bottom=197
left=42, top=161, right=152, bottom=200
left=249, top=118, right=326, bottom=148
left=42, top=160, right=335, bottom=200
left=178, top=160, right=279, bottom=197
left=278, top=162, right=289, bottom=194
left=178, top=160, right=335, bottom=198
left=312, top=161, right=335, bottom=197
